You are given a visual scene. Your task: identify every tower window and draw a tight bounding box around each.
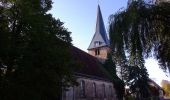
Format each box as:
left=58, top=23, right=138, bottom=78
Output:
left=95, top=49, right=100, bottom=55
left=94, top=41, right=101, bottom=47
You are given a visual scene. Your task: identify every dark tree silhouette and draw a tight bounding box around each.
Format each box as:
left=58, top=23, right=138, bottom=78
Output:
left=108, top=0, right=170, bottom=99
left=0, top=0, right=75, bottom=100
left=103, top=53, right=125, bottom=100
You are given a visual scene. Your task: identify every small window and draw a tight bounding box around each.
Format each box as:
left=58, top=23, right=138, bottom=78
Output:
left=92, top=83, right=97, bottom=97
left=95, top=49, right=100, bottom=55
left=80, top=80, right=85, bottom=97
left=94, top=41, right=101, bottom=47
left=103, top=84, right=106, bottom=98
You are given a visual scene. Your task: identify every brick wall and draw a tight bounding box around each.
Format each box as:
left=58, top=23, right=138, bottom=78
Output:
left=63, top=77, right=117, bottom=100
left=88, top=47, right=111, bottom=60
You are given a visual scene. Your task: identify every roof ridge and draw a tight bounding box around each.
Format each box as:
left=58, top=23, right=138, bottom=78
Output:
left=72, top=46, right=99, bottom=59
left=70, top=46, right=111, bottom=80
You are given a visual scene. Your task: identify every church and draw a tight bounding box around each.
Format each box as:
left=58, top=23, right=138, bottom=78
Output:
left=62, top=5, right=117, bottom=100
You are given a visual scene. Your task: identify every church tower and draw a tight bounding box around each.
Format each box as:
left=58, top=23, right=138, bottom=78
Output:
left=88, top=5, right=110, bottom=61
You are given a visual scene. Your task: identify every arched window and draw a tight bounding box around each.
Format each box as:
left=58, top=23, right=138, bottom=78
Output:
left=80, top=80, right=85, bottom=97
left=95, top=49, right=100, bottom=55
left=103, top=84, right=106, bottom=98
left=92, top=83, right=97, bottom=97
left=109, top=85, right=113, bottom=97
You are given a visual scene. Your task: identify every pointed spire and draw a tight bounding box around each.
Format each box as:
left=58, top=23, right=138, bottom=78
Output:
left=88, top=5, right=109, bottom=50
left=95, top=5, right=109, bottom=44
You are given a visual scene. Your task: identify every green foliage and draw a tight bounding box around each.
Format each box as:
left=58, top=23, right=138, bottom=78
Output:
left=0, top=0, right=75, bottom=100
left=150, top=3, right=170, bottom=73
left=108, top=1, right=169, bottom=98
left=110, top=1, right=170, bottom=72
left=103, top=53, right=125, bottom=100
left=103, top=54, right=116, bottom=77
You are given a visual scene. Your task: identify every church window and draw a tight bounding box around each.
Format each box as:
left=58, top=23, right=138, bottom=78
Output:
left=103, top=84, right=106, bottom=98
left=95, top=49, right=100, bottom=55
left=80, top=80, right=85, bottom=97
left=92, top=83, right=97, bottom=97
left=109, top=85, right=113, bottom=97
left=94, top=41, right=101, bottom=47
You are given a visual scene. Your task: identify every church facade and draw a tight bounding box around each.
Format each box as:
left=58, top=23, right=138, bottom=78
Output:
left=62, top=5, right=117, bottom=100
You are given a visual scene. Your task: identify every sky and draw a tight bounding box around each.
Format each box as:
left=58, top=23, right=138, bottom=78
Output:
left=49, top=0, right=170, bottom=86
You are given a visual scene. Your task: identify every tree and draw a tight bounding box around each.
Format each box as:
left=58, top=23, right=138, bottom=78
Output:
left=0, top=0, right=75, bottom=100
left=107, top=0, right=170, bottom=98
left=110, top=0, right=170, bottom=73
left=103, top=53, right=125, bottom=100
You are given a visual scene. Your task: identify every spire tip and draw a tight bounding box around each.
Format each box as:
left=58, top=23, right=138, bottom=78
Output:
left=98, top=0, right=100, bottom=5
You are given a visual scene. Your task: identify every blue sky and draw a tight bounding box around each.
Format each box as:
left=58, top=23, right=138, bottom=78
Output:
left=49, top=0, right=170, bottom=85
left=50, top=0, right=128, bottom=51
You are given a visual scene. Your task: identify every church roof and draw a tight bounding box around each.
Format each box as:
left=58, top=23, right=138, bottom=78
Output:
left=70, top=46, right=111, bottom=81
left=88, top=5, right=109, bottom=50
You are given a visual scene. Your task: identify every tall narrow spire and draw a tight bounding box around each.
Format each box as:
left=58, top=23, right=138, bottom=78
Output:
left=88, top=5, right=109, bottom=50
